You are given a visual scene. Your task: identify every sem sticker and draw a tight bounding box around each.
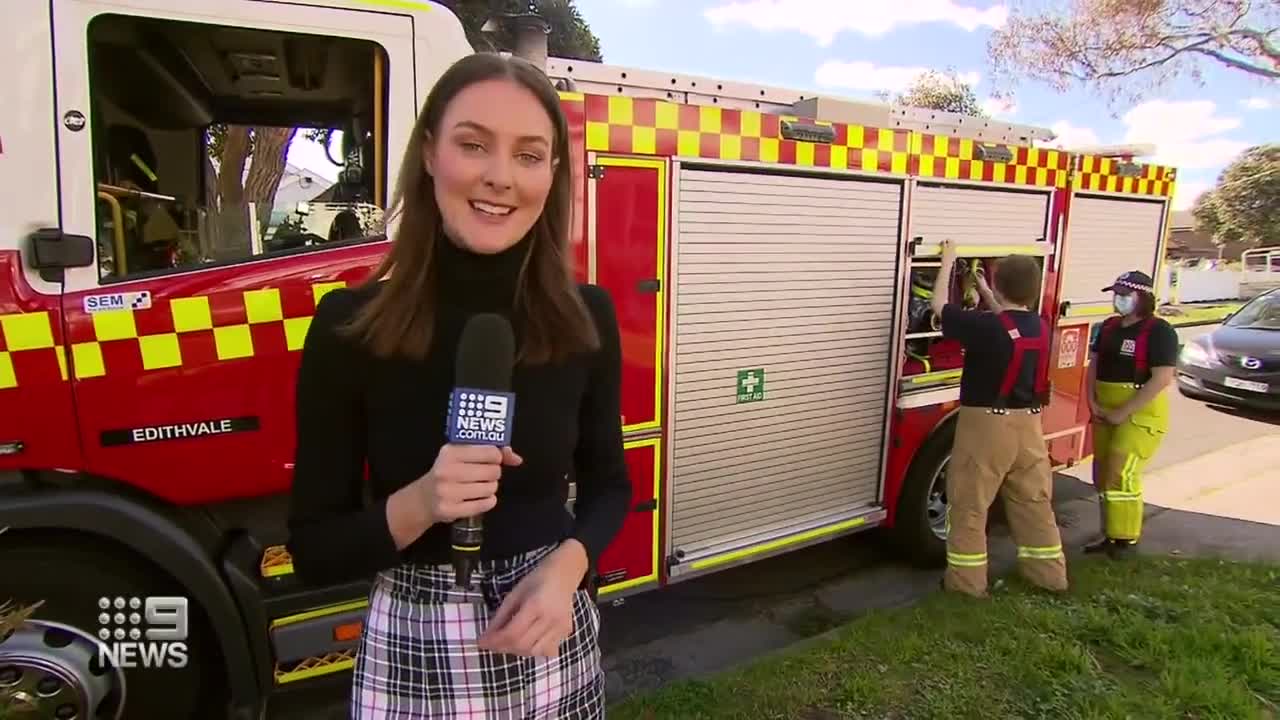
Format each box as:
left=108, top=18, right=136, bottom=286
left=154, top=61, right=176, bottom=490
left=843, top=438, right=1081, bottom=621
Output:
left=84, top=291, right=152, bottom=313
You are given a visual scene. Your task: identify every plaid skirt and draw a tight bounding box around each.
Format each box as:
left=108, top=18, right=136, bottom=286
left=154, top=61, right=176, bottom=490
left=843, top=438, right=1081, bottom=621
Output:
left=351, top=544, right=605, bottom=719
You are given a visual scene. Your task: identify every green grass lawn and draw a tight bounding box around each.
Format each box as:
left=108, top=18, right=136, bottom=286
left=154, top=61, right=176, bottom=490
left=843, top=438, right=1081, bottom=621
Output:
left=610, top=556, right=1280, bottom=720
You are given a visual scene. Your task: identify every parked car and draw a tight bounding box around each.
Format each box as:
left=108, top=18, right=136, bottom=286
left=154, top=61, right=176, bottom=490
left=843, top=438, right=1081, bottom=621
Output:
left=1177, top=288, right=1280, bottom=413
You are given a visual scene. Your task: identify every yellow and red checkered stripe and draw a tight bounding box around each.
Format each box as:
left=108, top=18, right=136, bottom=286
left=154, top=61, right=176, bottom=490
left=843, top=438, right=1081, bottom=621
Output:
left=566, top=92, right=913, bottom=174
left=0, top=281, right=345, bottom=389
left=1072, top=154, right=1176, bottom=197
left=0, top=310, right=68, bottom=390
left=910, top=133, right=1069, bottom=188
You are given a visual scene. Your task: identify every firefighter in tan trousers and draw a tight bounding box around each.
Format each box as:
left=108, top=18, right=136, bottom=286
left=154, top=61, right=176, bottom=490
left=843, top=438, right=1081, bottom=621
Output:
left=930, top=240, right=1068, bottom=598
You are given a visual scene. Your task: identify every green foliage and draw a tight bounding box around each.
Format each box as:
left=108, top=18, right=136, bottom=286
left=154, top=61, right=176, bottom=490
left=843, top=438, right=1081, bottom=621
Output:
left=611, top=556, right=1280, bottom=719
left=881, top=69, right=988, bottom=116
left=988, top=0, right=1280, bottom=109
left=1194, top=144, right=1280, bottom=250
left=439, top=0, right=603, bottom=61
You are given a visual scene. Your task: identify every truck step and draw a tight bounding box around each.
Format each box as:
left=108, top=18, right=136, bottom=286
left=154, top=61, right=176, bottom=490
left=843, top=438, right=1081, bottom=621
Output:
left=255, top=544, right=369, bottom=688
left=261, top=544, right=294, bottom=578
left=275, top=648, right=358, bottom=685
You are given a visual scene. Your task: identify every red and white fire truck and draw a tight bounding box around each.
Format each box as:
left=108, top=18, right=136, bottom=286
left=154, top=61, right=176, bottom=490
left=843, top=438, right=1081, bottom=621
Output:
left=1, top=1, right=1178, bottom=717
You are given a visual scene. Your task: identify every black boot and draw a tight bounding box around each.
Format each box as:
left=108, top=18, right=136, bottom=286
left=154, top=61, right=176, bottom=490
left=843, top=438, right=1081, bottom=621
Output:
left=1083, top=537, right=1112, bottom=554
left=1107, top=540, right=1137, bottom=559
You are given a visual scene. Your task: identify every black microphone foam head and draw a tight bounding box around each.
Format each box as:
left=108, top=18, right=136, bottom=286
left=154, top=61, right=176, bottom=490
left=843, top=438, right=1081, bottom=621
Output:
left=455, top=313, right=515, bottom=392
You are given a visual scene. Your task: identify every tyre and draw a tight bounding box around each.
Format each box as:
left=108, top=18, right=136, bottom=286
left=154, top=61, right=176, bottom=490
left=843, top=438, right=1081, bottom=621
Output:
left=0, top=533, right=224, bottom=720
left=888, top=421, right=953, bottom=568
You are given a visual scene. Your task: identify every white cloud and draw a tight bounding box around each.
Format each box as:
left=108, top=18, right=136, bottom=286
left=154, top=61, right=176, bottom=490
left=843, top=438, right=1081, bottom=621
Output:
left=1172, top=179, right=1210, bottom=211
left=814, top=60, right=980, bottom=93
left=1120, top=100, right=1248, bottom=170
left=618, top=0, right=658, bottom=6
left=1241, top=97, right=1273, bottom=110
left=1044, top=120, right=1100, bottom=149
left=981, top=96, right=1017, bottom=117
left=703, top=0, right=1008, bottom=47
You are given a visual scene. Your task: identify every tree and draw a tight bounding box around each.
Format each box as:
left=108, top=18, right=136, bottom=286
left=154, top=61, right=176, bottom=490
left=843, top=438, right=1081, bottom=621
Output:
left=988, top=0, right=1280, bottom=107
left=1192, top=143, right=1280, bottom=250
left=879, top=69, right=989, bottom=116
left=439, top=0, right=603, bottom=61
left=197, top=1, right=603, bottom=261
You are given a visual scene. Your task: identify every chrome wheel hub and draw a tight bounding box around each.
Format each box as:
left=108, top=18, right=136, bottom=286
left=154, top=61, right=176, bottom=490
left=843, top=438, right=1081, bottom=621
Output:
left=0, top=620, right=125, bottom=720
left=926, top=457, right=949, bottom=541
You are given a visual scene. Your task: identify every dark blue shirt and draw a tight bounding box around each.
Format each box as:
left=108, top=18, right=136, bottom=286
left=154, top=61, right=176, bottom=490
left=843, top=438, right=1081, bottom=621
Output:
left=941, top=304, right=1044, bottom=408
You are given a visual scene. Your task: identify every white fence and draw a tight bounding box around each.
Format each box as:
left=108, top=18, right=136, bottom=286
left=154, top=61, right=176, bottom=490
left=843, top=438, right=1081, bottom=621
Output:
left=1162, top=266, right=1242, bottom=303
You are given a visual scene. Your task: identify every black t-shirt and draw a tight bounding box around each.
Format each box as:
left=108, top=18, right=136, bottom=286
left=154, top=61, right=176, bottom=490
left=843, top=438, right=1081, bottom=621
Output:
left=1089, top=316, right=1179, bottom=383
left=941, top=305, right=1046, bottom=408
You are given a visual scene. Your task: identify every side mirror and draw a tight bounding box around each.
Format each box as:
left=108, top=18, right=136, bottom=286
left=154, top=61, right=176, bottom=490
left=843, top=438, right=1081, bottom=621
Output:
left=1058, top=300, right=1072, bottom=318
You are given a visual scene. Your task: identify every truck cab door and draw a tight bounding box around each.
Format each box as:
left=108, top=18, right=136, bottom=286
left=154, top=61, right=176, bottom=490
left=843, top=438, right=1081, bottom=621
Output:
left=46, top=0, right=422, bottom=504
left=0, top=4, right=84, bottom=472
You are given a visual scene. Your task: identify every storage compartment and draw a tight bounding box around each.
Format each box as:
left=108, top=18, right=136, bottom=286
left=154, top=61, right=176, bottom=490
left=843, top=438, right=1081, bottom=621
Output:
left=899, top=253, right=1047, bottom=390
left=666, top=165, right=904, bottom=565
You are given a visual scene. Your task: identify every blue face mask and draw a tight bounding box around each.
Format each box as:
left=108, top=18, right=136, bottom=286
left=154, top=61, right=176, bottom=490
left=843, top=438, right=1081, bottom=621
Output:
left=1113, top=293, right=1137, bottom=315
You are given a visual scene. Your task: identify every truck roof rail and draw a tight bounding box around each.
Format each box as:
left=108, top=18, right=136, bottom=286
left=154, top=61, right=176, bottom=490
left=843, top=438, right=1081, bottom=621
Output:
left=546, top=57, right=1057, bottom=146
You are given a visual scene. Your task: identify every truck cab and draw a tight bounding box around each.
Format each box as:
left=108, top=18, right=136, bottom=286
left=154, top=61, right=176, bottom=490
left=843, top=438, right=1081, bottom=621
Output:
left=1, top=2, right=471, bottom=718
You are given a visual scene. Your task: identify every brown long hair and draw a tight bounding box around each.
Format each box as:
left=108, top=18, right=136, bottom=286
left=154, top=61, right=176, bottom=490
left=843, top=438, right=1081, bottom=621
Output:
left=341, top=53, right=599, bottom=365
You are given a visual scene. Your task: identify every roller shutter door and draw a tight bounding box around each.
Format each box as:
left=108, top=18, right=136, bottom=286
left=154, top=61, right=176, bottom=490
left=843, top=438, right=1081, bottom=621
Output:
left=1061, top=195, right=1165, bottom=308
left=669, top=167, right=903, bottom=562
left=909, top=183, right=1051, bottom=251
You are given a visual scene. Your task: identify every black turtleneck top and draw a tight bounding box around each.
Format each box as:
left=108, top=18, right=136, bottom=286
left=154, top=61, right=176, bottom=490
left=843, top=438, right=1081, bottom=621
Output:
left=284, top=235, right=630, bottom=587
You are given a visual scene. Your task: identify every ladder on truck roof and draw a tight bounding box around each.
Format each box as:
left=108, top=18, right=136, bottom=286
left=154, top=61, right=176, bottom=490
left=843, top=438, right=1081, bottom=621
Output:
left=545, top=57, right=1058, bottom=147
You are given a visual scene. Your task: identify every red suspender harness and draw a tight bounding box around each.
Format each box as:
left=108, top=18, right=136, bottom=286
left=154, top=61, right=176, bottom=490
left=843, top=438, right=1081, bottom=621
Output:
left=994, top=312, right=1052, bottom=413
left=1099, top=316, right=1155, bottom=385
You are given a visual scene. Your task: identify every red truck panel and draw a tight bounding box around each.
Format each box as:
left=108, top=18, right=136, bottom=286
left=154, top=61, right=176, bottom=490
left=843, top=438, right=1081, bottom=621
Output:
left=596, top=438, right=660, bottom=595
left=591, top=156, right=666, bottom=432
left=0, top=251, right=81, bottom=471
left=58, top=244, right=384, bottom=504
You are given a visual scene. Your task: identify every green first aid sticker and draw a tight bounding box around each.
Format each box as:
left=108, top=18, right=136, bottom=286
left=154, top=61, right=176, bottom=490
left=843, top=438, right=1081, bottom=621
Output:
left=736, top=368, right=765, bottom=404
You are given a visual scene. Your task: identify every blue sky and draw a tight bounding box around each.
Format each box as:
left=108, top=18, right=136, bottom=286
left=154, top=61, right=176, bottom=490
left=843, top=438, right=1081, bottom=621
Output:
left=574, top=0, right=1278, bottom=211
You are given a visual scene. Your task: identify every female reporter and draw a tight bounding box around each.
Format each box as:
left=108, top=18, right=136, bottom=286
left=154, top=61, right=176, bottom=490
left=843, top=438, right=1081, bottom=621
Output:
left=285, top=53, right=630, bottom=718
left=1083, top=271, right=1177, bottom=558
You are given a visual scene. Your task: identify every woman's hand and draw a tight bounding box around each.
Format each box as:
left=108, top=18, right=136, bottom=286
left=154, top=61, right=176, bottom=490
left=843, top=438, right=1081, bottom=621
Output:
left=940, top=238, right=958, bottom=267
left=387, top=444, right=522, bottom=550
left=478, top=540, right=589, bottom=657
left=1101, top=408, right=1130, bottom=425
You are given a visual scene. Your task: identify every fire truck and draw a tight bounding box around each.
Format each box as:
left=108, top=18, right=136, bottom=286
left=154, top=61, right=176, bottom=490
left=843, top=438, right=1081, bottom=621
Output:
left=0, top=0, right=1178, bottom=717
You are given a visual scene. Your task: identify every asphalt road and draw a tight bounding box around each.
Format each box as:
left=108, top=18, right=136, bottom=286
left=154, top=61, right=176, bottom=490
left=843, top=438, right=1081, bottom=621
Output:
left=268, top=323, right=1278, bottom=718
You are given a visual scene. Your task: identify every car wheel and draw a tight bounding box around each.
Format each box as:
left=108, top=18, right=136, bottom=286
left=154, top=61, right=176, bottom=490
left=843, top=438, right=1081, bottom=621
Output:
left=0, top=535, right=224, bottom=720
left=889, top=421, right=952, bottom=568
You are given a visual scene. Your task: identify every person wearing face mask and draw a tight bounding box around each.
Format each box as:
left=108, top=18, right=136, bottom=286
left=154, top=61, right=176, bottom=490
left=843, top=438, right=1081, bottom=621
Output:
left=1083, top=271, right=1178, bottom=558
left=285, top=53, right=629, bottom=718
left=931, top=240, right=1068, bottom=598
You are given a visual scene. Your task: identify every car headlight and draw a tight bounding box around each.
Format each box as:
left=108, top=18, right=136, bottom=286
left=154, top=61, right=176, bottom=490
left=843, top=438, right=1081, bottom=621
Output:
left=1179, top=341, right=1215, bottom=369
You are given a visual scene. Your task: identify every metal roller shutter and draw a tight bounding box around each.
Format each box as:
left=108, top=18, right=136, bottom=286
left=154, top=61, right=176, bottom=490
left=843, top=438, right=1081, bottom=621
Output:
left=1061, top=195, right=1166, bottom=308
left=909, top=183, right=1050, bottom=250
left=668, top=166, right=903, bottom=563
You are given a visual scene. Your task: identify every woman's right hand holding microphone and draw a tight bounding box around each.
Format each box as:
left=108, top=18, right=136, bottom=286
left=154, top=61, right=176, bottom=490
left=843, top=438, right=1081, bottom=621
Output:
left=387, top=444, right=523, bottom=550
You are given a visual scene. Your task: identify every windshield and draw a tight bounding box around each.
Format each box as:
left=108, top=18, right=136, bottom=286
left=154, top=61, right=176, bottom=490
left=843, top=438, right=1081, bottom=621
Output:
left=1224, top=292, right=1280, bottom=330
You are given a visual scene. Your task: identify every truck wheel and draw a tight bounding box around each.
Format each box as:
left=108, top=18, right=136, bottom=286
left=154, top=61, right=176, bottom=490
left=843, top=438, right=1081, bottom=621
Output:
left=0, top=535, right=223, bottom=720
left=889, top=421, right=953, bottom=568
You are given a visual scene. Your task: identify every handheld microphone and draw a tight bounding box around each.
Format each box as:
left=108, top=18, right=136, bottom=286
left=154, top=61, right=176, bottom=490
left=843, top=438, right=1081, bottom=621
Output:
left=446, top=313, right=517, bottom=590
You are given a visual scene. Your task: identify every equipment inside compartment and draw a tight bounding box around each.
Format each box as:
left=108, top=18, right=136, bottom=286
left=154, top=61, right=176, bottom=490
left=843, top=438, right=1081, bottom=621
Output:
left=902, top=256, right=1024, bottom=380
